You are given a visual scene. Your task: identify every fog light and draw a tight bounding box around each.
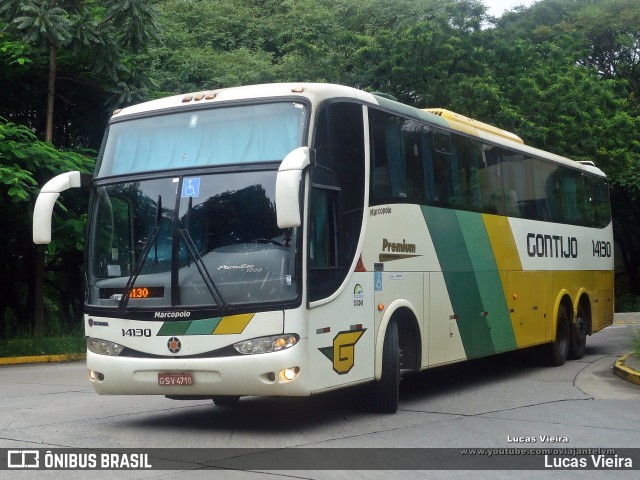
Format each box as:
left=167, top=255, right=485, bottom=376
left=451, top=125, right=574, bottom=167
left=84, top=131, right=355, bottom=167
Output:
left=88, top=369, right=104, bottom=382
left=280, top=367, right=300, bottom=382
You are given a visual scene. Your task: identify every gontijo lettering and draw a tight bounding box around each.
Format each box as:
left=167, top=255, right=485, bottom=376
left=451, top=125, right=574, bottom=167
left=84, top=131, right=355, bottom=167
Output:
left=526, top=233, right=578, bottom=258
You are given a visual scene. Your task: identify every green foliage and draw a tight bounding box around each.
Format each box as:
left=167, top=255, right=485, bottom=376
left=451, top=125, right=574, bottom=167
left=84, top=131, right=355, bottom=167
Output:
left=0, top=328, right=85, bottom=357
left=0, top=31, right=32, bottom=65
left=633, top=329, right=640, bottom=360
left=0, top=119, right=92, bottom=201
left=0, top=118, right=95, bottom=337
left=0, top=1, right=160, bottom=145
left=3, top=0, right=640, bottom=345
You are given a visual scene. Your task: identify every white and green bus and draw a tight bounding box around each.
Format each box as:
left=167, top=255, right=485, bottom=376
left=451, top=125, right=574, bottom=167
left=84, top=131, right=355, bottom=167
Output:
left=33, top=83, right=614, bottom=413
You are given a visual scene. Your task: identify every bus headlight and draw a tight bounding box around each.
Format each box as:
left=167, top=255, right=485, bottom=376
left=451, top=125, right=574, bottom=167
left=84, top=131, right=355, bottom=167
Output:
left=87, top=337, right=125, bottom=356
left=233, top=334, right=299, bottom=355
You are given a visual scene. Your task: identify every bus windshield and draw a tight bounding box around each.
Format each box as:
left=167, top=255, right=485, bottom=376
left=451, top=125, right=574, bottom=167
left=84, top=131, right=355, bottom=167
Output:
left=96, top=102, right=307, bottom=177
left=87, top=171, right=300, bottom=310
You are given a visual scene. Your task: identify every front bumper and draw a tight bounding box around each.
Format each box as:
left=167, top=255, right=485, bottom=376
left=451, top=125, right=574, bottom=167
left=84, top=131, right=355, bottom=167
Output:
left=87, top=339, right=310, bottom=397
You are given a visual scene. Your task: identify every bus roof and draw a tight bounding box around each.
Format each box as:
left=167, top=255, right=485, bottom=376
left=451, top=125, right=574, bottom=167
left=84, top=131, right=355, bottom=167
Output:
left=425, top=108, right=524, bottom=144
left=111, top=83, right=606, bottom=178
left=111, top=83, right=379, bottom=119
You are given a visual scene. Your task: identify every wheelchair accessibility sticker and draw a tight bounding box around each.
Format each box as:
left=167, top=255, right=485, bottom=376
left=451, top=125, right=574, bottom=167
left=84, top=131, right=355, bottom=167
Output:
left=181, top=178, right=201, bottom=198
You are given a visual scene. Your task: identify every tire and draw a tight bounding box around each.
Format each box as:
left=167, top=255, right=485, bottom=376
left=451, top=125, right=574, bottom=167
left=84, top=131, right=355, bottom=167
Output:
left=372, top=319, right=400, bottom=413
left=542, top=304, right=570, bottom=366
left=212, top=396, right=240, bottom=406
left=568, top=305, right=587, bottom=360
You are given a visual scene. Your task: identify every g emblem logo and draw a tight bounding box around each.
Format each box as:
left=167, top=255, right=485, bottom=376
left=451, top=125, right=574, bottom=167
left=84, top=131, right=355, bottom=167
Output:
left=319, top=329, right=366, bottom=375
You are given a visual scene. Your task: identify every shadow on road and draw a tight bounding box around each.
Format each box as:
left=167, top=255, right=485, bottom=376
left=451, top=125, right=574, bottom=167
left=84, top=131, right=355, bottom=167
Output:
left=121, top=346, right=570, bottom=432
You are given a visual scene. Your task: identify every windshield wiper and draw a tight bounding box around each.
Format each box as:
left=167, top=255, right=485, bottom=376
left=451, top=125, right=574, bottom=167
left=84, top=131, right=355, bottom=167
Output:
left=118, top=195, right=162, bottom=310
left=179, top=228, right=228, bottom=310
left=179, top=196, right=228, bottom=310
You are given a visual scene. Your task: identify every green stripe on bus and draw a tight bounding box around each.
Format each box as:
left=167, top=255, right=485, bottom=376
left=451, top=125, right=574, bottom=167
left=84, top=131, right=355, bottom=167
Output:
left=456, top=211, right=517, bottom=352
left=156, top=318, right=225, bottom=336
left=186, top=318, right=222, bottom=335
left=157, top=321, right=191, bottom=336
left=421, top=206, right=495, bottom=358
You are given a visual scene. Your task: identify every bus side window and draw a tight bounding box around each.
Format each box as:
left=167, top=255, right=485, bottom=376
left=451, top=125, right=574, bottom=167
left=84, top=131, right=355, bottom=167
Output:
left=478, top=145, right=505, bottom=214
left=450, top=136, right=484, bottom=210
left=464, top=140, right=484, bottom=211
left=431, top=130, right=452, bottom=205
left=586, top=175, right=611, bottom=227
left=369, top=110, right=424, bottom=203
left=309, top=187, right=338, bottom=269
left=501, top=149, right=532, bottom=218
left=545, top=167, right=580, bottom=224
left=370, top=111, right=405, bottom=200
left=421, top=130, right=435, bottom=202
left=371, top=118, right=392, bottom=198
left=401, top=121, right=425, bottom=202
left=311, top=101, right=365, bottom=301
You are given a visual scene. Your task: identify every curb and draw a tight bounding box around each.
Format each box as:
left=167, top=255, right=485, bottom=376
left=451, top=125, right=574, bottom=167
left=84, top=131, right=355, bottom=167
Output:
left=613, top=352, right=640, bottom=386
left=0, top=353, right=85, bottom=366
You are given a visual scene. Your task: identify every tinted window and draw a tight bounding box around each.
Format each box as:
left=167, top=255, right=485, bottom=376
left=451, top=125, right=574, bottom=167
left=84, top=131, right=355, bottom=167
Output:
left=309, top=102, right=365, bottom=301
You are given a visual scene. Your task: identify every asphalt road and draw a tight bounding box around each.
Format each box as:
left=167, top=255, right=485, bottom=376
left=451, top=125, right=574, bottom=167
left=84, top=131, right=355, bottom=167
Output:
left=1, top=316, right=639, bottom=479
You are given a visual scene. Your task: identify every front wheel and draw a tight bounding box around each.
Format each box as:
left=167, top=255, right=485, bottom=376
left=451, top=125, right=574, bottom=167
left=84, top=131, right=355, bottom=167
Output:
left=372, top=319, right=400, bottom=413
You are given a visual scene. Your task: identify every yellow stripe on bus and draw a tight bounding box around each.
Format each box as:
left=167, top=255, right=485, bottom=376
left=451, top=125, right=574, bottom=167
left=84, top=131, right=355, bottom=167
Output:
left=213, top=314, right=255, bottom=334
left=482, top=214, right=522, bottom=272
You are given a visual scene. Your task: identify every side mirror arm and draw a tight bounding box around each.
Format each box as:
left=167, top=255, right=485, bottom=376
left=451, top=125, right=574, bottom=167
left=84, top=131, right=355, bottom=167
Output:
left=33, top=171, right=91, bottom=244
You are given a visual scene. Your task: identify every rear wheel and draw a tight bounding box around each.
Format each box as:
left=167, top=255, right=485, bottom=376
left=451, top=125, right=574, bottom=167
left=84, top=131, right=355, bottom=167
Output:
left=372, top=319, right=400, bottom=413
left=568, top=304, right=587, bottom=360
left=542, top=304, right=570, bottom=366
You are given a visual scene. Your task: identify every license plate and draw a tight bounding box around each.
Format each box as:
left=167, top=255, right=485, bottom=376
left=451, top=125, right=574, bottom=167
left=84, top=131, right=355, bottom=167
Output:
left=158, top=372, right=194, bottom=386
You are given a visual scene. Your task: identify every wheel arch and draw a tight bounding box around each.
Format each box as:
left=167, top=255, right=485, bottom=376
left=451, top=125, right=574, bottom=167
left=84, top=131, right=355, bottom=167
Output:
left=374, top=300, right=421, bottom=380
left=552, top=290, right=574, bottom=340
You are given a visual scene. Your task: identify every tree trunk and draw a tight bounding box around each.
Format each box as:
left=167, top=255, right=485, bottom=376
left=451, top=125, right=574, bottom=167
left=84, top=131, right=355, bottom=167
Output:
left=35, top=30, right=58, bottom=333
left=34, top=246, right=45, bottom=337
left=45, top=44, right=57, bottom=143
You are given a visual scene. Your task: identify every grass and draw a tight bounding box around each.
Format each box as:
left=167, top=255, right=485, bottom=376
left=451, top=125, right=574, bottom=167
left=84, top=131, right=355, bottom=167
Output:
left=633, top=329, right=640, bottom=361
left=0, top=330, right=85, bottom=358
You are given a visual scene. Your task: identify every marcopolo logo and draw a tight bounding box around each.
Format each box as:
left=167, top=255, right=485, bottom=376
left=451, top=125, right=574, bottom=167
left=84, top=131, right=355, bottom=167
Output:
left=154, top=311, right=191, bottom=319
